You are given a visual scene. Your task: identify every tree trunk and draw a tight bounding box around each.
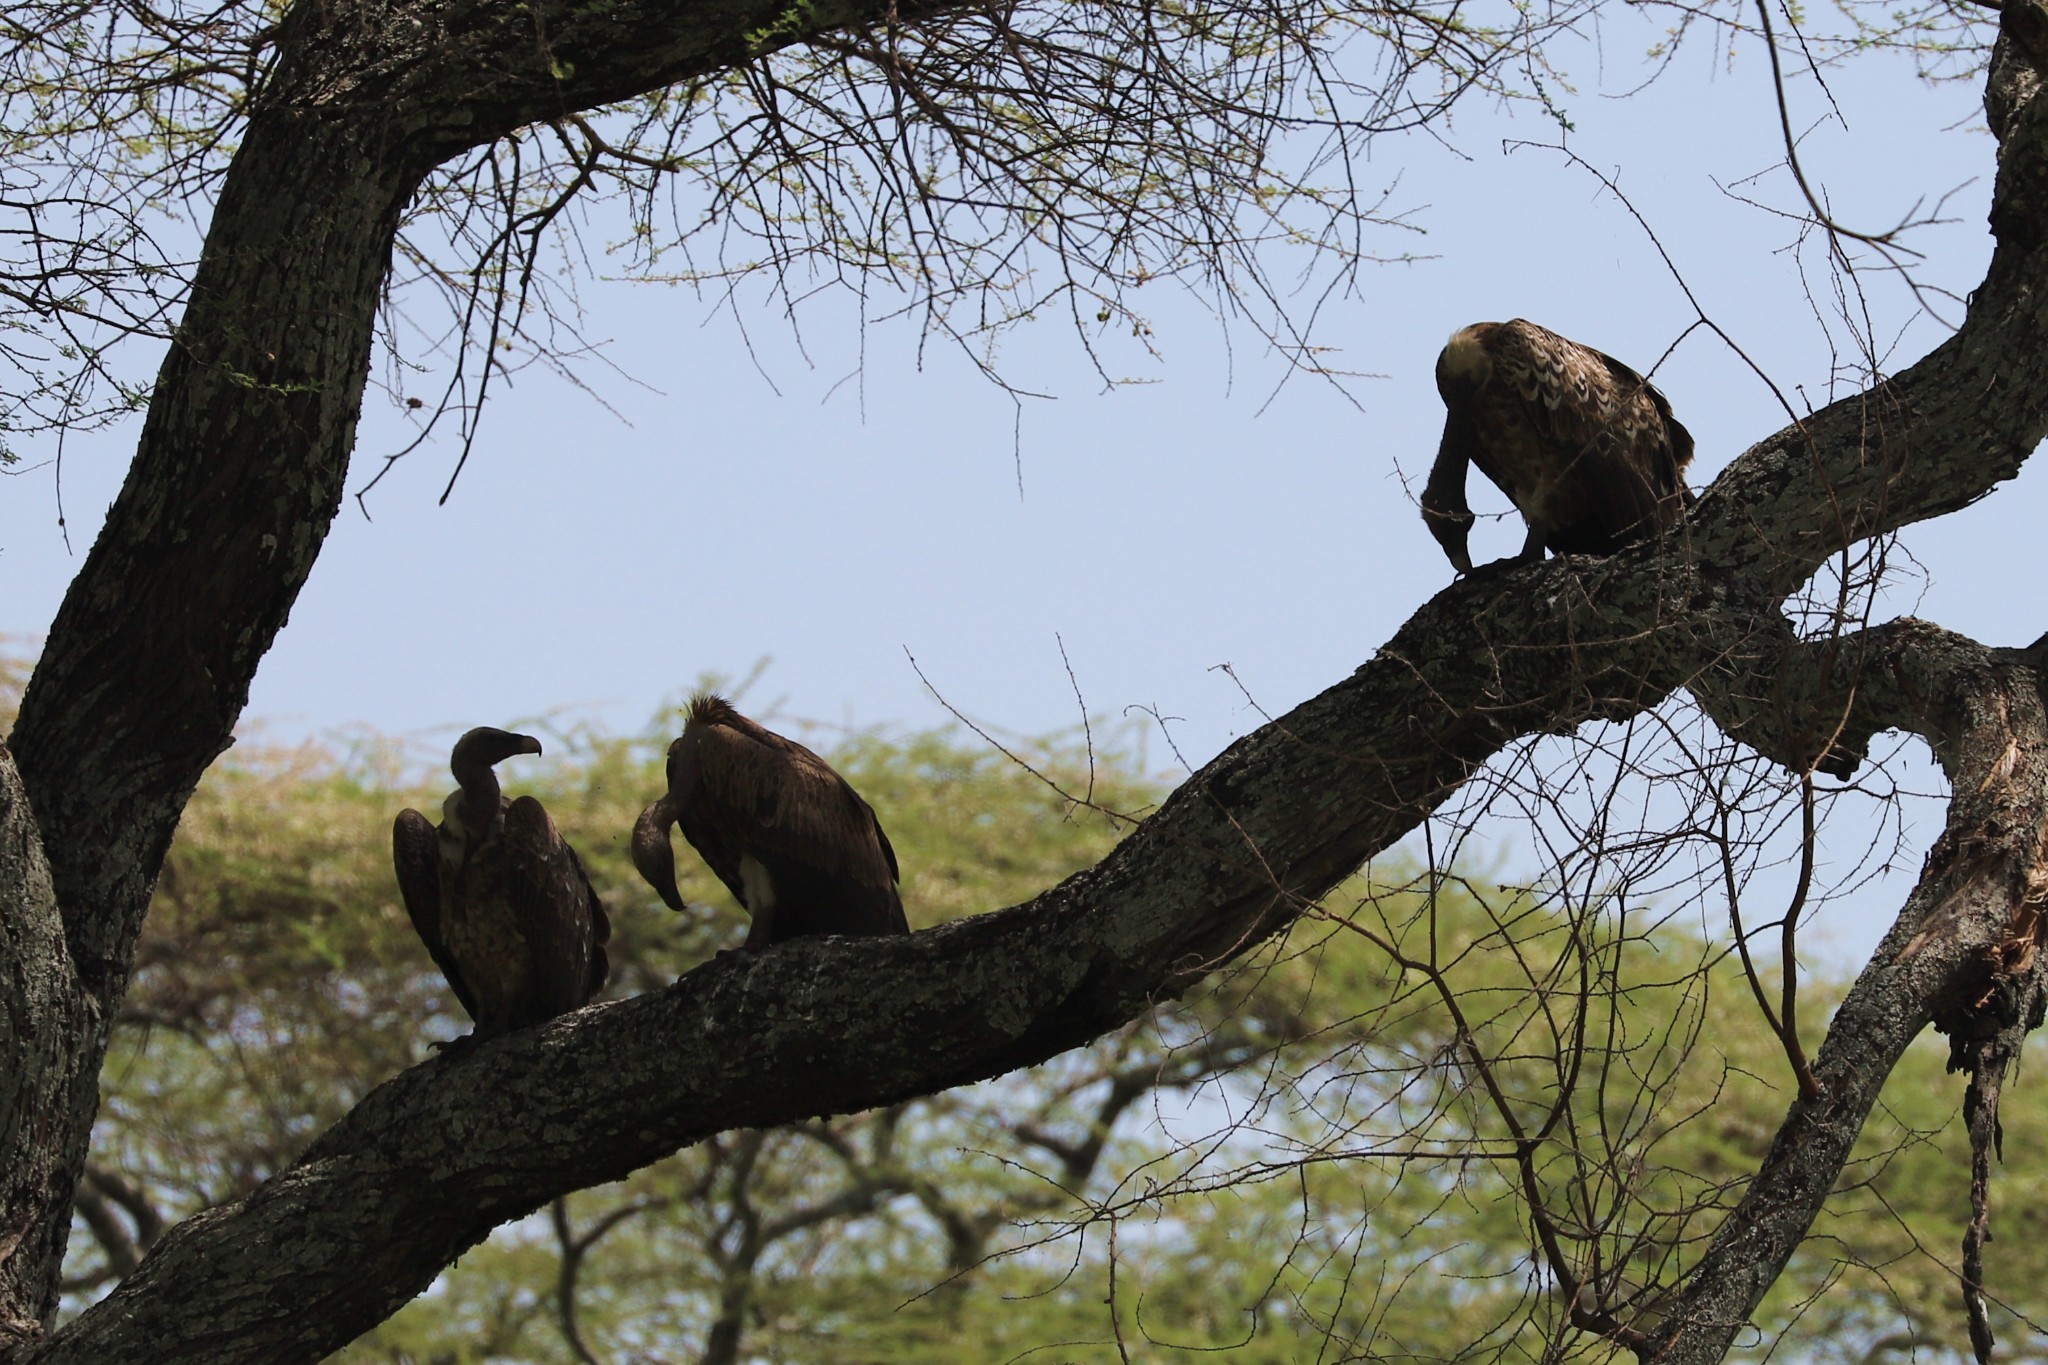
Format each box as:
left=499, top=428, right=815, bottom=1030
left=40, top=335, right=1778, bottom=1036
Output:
left=0, top=744, right=89, bottom=1353
left=0, top=96, right=422, bottom=1335
left=1644, top=622, right=2048, bottom=1359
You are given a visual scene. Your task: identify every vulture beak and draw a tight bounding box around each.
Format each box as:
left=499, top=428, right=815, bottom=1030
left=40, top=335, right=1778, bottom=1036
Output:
left=1421, top=504, right=1475, bottom=576
left=631, top=797, right=687, bottom=913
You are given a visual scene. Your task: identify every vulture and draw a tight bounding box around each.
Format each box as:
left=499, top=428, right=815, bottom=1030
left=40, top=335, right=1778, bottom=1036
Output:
left=393, top=727, right=610, bottom=1044
left=631, top=694, right=908, bottom=948
left=1421, top=319, right=1694, bottom=574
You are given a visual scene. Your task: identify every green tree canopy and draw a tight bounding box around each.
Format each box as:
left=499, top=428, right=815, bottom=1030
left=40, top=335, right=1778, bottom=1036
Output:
left=58, top=713, right=2048, bottom=1362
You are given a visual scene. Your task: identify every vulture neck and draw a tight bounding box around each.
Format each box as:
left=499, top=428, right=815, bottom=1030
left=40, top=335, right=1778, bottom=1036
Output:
left=450, top=751, right=504, bottom=834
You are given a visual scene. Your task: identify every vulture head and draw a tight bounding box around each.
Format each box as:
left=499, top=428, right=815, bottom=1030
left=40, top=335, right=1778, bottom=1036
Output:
left=1434, top=325, right=1492, bottom=394
left=630, top=735, right=692, bottom=913
left=1420, top=467, right=1477, bottom=575
left=449, top=726, right=543, bottom=832
left=630, top=794, right=686, bottom=913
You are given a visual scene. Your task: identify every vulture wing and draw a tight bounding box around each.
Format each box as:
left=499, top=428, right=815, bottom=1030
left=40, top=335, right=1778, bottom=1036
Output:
left=1596, top=347, right=1695, bottom=492
left=393, top=808, right=478, bottom=1022
left=1491, top=320, right=1692, bottom=555
left=502, top=796, right=612, bottom=1019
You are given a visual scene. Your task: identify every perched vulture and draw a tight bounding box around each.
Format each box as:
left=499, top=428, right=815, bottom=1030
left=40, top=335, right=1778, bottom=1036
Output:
left=392, top=727, right=610, bottom=1043
left=1421, top=318, right=1694, bottom=574
left=632, top=694, right=908, bottom=948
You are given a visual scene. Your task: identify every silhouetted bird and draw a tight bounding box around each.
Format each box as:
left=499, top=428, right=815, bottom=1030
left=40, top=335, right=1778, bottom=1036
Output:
left=632, top=695, right=907, bottom=948
left=393, top=727, right=609, bottom=1043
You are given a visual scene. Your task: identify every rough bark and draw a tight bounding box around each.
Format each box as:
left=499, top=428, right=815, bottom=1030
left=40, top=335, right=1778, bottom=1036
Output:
left=2, top=0, right=2047, bottom=1360
left=0, top=566, right=1697, bottom=1363
left=0, top=746, right=92, bottom=1354
left=0, top=100, right=426, bottom=1346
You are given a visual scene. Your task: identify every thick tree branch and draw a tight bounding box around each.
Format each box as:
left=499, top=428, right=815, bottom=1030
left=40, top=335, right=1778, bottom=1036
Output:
left=1690, top=12, right=2048, bottom=599
left=0, top=567, right=2014, bottom=1365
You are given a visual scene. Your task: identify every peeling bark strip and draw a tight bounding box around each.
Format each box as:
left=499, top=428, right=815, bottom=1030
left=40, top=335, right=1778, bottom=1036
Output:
left=4, top=0, right=2048, bottom=1360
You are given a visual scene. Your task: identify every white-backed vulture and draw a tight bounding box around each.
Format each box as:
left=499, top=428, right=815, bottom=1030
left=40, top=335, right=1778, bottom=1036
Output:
left=1421, top=318, right=1694, bottom=574
left=631, top=695, right=908, bottom=947
left=392, top=727, right=610, bottom=1043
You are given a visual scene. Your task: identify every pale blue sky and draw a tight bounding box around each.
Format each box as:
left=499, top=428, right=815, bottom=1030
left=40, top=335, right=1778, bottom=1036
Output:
left=2, top=20, right=2030, bottom=964
left=5, top=28, right=2014, bottom=755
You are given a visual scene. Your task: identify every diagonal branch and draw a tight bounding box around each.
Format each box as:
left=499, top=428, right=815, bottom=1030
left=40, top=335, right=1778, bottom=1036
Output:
left=10, top=563, right=2030, bottom=1365
left=1645, top=618, right=2048, bottom=1361
left=24, top=37, right=2048, bottom=1348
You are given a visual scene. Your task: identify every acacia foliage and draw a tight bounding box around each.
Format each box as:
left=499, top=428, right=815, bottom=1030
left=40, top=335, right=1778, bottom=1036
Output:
left=56, top=708, right=2048, bottom=1363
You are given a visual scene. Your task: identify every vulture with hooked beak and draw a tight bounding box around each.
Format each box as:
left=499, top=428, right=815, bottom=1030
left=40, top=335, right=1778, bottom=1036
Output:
left=393, top=727, right=610, bottom=1043
left=632, top=695, right=908, bottom=948
left=1421, top=318, right=1694, bottom=574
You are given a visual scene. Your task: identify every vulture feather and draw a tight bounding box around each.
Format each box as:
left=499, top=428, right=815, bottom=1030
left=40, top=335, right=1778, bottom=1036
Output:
left=1421, top=319, right=1694, bottom=574
left=392, top=727, right=610, bottom=1043
left=632, top=695, right=908, bottom=947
